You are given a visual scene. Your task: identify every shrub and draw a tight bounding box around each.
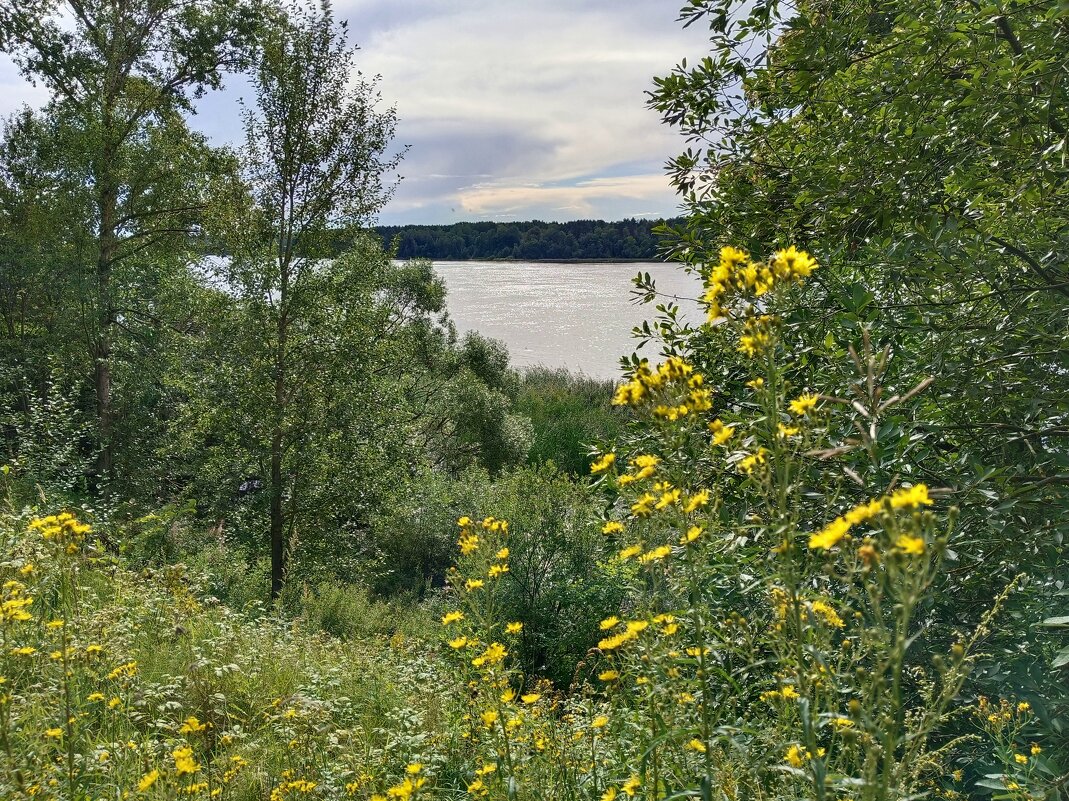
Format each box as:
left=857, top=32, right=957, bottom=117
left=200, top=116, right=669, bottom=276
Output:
left=440, top=245, right=1059, bottom=801
left=514, top=368, right=625, bottom=474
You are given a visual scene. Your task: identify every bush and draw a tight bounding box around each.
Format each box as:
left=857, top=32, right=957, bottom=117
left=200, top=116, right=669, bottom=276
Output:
left=514, top=367, right=626, bottom=474
left=439, top=245, right=1061, bottom=801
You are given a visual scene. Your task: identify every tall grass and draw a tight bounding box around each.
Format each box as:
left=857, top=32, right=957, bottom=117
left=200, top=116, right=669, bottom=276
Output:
left=514, top=368, right=624, bottom=474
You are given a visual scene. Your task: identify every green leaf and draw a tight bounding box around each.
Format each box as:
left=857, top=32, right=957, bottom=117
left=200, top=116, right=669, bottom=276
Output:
left=1039, top=616, right=1069, bottom=629
left=1053, top=644, right=1069, bottom=669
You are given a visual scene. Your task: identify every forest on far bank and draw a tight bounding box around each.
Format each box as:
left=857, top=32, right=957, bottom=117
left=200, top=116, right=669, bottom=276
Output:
left=376, top=218, right=674, bottom=261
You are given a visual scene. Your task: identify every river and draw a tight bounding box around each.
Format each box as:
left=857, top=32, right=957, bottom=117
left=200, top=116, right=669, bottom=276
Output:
left=433, top=261, right=703, bottom=380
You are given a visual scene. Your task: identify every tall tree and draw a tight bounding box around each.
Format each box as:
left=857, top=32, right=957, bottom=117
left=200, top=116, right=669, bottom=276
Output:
left=225, top=0, right=402, bottom=597
left=0, top=0, right=254, bottom=482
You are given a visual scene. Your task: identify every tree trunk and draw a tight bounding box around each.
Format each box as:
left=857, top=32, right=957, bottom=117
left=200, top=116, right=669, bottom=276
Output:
left=270, top=426, right=285, bottom=599
left=270, top=291, right=289, bottom=599
left=94, top=142, right=118, bottom=484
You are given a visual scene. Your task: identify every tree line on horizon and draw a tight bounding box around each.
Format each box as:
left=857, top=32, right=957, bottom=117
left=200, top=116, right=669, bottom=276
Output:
left=376, top=218, right=677, bottom=261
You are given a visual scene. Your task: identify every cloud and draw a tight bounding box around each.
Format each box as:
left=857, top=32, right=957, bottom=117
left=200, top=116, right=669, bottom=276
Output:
left=342, top=0, right=708, bottom=221
left=457, top=174, right=675, bottom=219
left=0, top=0, right=708, bottom=223
left=0, top=60, right=50, bottom=111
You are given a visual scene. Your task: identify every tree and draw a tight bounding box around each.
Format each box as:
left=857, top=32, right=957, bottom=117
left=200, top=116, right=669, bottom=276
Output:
left=0, top=0, right=253, bottom=482
left=648, top=0, right=1069, bottom=758
left=215, top=0, right=404, bottom=597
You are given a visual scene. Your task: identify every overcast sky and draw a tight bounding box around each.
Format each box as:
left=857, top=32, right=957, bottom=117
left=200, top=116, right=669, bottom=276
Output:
left=0, top=1, right=709, bottom=225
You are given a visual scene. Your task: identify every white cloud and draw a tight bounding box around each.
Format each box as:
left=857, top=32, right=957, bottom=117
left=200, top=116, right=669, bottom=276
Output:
left=457, top=173, right=673, bottom=218
left=0, top=0, right=709, bottom=223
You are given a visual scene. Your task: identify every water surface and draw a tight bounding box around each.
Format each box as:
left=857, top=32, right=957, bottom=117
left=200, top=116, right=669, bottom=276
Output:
left=434, top=261, right=702, bottom=380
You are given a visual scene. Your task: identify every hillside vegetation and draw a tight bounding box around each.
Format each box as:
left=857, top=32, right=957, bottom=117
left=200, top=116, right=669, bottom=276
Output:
left=1, top=0, right=1067, bottom=800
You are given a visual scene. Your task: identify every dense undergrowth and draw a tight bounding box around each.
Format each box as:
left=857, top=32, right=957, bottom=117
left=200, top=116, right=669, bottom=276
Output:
left=2, top=246, right=1064, bottom=801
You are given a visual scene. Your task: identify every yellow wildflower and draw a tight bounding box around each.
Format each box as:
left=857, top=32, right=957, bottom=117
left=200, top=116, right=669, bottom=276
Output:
left=458, top=533, right=480, bottom=555
left=709, top=419, right=735, bottom=445
left=683, top=489, right=710, bottom=513
left=810, top=600, right=845, bottom=628
left=638, top=545, right=672, bottom=563
left=179, top=716, right=208, bottom=734
left=889, top=484, right=933, bottom=509
left=631, top=493, right=656, bottom=516
left=173, top=745, right=199, bottom=775
left=809, top=516, right=851, bottom=550
left=506, top=622, right=523, bottom=634
left=896, top=535, right=925, bottom=555
left=137, top=770, right=160, bottom=792
left=630, top=454, right=660, bottom=470
left=737, top=448, right=768, bottom=475
left=789, top=393, right=819, bottom=416
left=591, top=453, right=616, bottom=474
left=471, top=642, right=507, bottom=667
left=441, top=611, right=464, bottom=625
left=107, top=661, right=137, bottom=680
left=655, top=488, right=681, bottom=510
left=681, top=525, right=704, bottom=544
left=770, top=245, right=818, bottom=279
left=602, top=521, right=624, bottom=535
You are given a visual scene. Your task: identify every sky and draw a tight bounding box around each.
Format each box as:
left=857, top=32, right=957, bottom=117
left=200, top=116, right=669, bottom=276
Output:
left=0, top=1, right=710, bottom=225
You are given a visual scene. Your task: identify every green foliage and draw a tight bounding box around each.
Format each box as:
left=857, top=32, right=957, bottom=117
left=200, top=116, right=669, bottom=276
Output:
left=377, top=219, right=675, bottom=261
left=444, top=246, right=1064, bottom=801
left=370, top=463, right=617, bottom=686
left=514, top=368, right=624, bottom=475
left=648, top=0, right=1069, bottom=767
left=0, top=0, right=253, bottom=480
left=0, top=507, right=456, bottom=801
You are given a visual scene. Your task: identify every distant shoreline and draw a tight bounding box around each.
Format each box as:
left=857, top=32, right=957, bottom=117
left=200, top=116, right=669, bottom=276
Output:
left=430, top=257, right=667, bottom=264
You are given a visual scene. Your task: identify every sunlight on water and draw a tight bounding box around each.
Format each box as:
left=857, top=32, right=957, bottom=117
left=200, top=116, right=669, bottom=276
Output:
left=434, top=261, right=703, bottom=380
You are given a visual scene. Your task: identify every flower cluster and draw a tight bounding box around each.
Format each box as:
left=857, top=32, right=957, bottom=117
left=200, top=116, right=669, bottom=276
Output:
left=29, top=511, right=92, bottom=554
left=611, top=356, right=711, bottom=416
left=808, top=484, right=933, bottom=551
left=702, top=245, right=817, bottom=321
